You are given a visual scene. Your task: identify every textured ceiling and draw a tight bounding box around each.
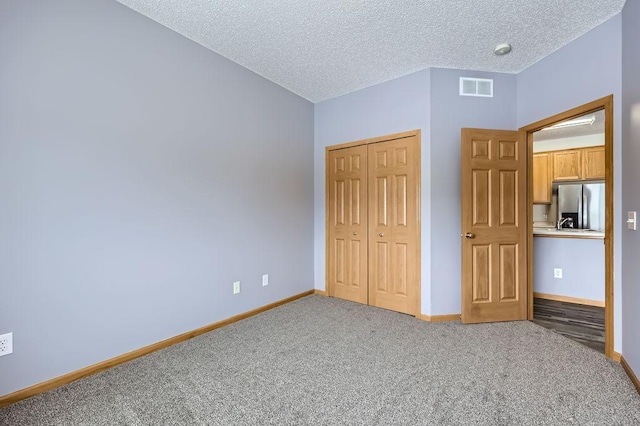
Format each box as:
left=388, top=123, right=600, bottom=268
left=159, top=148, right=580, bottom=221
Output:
left=115, top=0, right=626, bottom=102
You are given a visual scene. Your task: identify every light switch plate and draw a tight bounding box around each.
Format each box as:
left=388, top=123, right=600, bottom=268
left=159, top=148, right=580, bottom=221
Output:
left=628, top=211, right=637, bottom=231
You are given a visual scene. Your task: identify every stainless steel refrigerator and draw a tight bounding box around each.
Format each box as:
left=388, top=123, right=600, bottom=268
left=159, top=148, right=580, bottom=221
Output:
left=555, top=181, right=605, bottom=231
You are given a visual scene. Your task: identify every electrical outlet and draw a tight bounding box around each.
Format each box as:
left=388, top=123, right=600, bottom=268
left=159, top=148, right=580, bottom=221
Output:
left=262, top=274, right=269, bottom=287
left=553, top=268, right=563, bottom=279
left=0, top=333, right=13, bottom=357
left=233, top=281, right=241, bottom=294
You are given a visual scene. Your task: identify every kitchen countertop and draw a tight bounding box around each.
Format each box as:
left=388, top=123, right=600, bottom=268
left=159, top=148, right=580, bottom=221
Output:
left=533, top=225, right=604, bottom=239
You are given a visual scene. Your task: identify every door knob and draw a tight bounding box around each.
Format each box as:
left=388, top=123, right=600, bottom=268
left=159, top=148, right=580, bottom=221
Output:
left=378, top=233, right=384, bottom=237
left=465, top=233, right=475, bottom=239
left=352, top=232, right=358, bottom=236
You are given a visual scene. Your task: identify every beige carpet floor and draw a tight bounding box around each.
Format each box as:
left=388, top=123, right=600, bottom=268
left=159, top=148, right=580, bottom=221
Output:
left=2, top=295, right=639, bottom=425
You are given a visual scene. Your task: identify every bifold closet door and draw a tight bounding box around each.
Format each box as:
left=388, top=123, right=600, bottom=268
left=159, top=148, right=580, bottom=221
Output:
left=327, top=145, right=369, bottom=304
left=368, top=136, right=419, bottom=316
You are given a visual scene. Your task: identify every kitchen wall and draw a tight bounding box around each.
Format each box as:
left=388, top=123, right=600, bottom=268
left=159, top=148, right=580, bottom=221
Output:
left=313, top=70, right=432, bottom=312
left=516, top=14, right=623, bottom=352
left=621, top=0, right=640, bottom=378
left=533, top=238, right=605, bottom=302
left=533, top=134, right=604, bottom=153
left=533, top=204, right=553, bottom=224
left=0, top=0, right=314, bottom=397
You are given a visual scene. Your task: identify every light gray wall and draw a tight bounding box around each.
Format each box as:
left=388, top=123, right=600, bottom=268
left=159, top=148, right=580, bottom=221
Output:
left=313, top=70, right=432, bottom=312
left=516, top=14, right=623, bottom=353
left=621, top=0, right=640, bottom=377
left=313, top=68, right=517, bottom=317
left=0, top=0, right=313, bottom=397
left=533, top=238, right=605, bottom=301
left=429, top=68, right=517, bottom=315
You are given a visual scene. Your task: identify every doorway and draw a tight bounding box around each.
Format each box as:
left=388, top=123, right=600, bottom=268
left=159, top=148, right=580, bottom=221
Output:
left=529, top=109, right=606, bottom=353
left=459, top=96, right=614, bottom=358
left=522, top=96, right=614, bottom=358
left=325, top=130, right=421, bottom=316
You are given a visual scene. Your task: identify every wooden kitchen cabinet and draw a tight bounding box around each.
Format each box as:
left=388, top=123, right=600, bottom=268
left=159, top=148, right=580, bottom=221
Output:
left=533, top=152, right=553, bottom=204
left=582, top=146, right=605, bottom=179
left=553, top=149, right=582, bottom=181
left=533, top=146, right=605, bottom=205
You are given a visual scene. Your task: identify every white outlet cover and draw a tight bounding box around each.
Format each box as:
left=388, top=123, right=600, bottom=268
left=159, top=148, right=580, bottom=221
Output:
left=262, top=274, right=269, bottom=286
left=0, top=332, right=13, bottom=356
left=233, top=281, right=241, bottom=294
left=553, top=268, right=563, bottom=279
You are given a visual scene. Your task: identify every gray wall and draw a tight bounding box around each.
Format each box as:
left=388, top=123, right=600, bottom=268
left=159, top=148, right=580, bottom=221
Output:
left=516, top=14, right=623, bottom=352
left=429, top=68, right=517, bottom=315
left=0, top=0, right=314, bottom=396
left=313, top=70, right=432, bottom=312
left=621, top=1, right=640, bottom=377
left=533, top=238, right=604, bottom=301
left=313, top=68, right=517, bottom=316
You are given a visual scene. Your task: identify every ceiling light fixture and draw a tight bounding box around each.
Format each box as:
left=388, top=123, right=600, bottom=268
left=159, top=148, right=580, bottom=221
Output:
left=541, top=115, right=596, bottom=131
left=494, top=43, right=512, bottom=55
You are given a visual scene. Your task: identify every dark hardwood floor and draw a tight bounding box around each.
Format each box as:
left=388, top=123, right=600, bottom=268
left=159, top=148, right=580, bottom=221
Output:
left=532, top=298, right=605, bottom=354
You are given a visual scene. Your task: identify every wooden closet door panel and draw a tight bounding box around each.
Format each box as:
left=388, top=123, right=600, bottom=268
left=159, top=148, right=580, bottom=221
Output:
left=328, top=146, right=368, bottom=304
left=368, top=136, right=419, bottom=315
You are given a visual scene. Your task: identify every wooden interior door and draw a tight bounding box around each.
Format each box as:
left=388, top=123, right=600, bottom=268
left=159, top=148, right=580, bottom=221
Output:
left=368, top=135, right=420, bottom=315
left=327, top=146, right=368, bottom=304
left=461, top=128, right=527, bottom=323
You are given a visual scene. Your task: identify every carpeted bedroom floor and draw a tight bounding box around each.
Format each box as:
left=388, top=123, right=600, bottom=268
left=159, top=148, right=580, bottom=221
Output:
left=2, top=295, right=639, bottom=425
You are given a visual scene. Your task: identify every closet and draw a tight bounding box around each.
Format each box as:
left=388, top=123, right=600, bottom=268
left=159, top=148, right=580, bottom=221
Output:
left=326, top=131, right=420, bottom=316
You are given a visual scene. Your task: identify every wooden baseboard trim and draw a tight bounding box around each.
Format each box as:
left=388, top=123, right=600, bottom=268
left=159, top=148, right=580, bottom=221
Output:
left=418, top=313, right=461, bottom=322
left=621, top=356, right=640, bottom=395
left=0, top=289, right=315, bottom=408
left=533, top=292, right=605, bottom=308
left=314, top=289, right=328, bottom=296
left=611, top=351, right=622, bottom=362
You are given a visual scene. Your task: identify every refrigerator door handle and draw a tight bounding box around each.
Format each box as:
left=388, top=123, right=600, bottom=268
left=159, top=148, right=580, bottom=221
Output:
left=583, top=194, right=588, bottom=229
left=577, top=194, right=583, bottom=228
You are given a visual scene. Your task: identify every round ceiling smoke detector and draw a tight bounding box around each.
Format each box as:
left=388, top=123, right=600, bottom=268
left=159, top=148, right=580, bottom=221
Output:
left=494, top=43, right=512, bottom=56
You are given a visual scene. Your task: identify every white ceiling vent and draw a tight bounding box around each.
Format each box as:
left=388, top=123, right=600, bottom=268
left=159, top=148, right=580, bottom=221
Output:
left=460, top=77, right=493, bottom=98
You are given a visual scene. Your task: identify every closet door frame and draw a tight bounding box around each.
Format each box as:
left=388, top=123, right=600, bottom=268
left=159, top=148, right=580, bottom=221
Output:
left=325, top=129, right=421, bottom=316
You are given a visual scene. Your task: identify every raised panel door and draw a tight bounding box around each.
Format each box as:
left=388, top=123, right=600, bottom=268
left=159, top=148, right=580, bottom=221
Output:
left=461, top=129, right=527, bottom=323
left=368, top=136, right=419, bottom=315
left=328, top=146, right=368, bottom=304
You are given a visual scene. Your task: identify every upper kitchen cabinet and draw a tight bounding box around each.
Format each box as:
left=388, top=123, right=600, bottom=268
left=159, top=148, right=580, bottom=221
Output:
left=553, top=149, right=582, bottom=181
left=533, top=152, right=553, bottom=204
left=582, top=146, right=606, bottom=180
left=533, top=146, right=605, bottom=205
